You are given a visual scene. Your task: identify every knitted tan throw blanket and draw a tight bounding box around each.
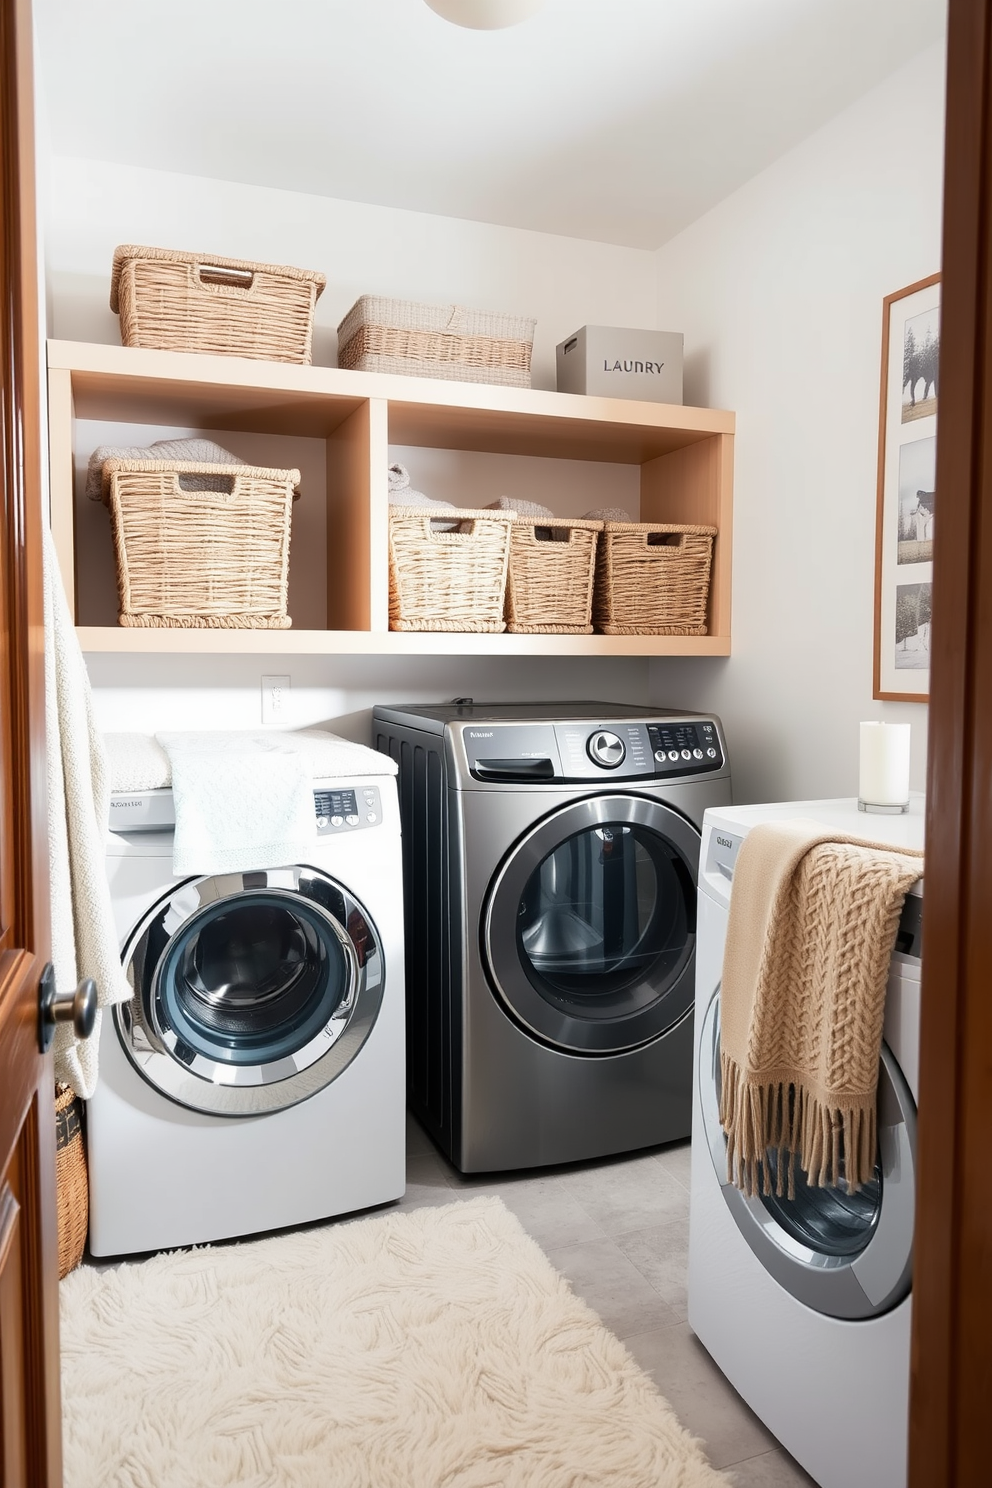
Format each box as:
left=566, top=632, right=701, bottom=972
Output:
left=719, top=819, right=923, bottom=1197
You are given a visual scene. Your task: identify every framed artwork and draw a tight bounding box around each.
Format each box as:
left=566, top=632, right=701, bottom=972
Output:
left=873, top=273, right=940, bottom=701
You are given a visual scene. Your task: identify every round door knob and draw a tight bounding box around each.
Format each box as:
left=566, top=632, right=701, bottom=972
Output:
left=38, top=965, right=98, bottom=1053
left=587, top=730, right=626, bottom=768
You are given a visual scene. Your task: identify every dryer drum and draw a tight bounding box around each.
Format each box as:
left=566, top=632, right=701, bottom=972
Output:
left=483, top=793, right=700, bottom=1056
left=114, top=866, right=386, bottom=1117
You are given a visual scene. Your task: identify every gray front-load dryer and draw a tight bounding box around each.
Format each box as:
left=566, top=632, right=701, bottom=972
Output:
left=373, top=702, right=732, bottom=1172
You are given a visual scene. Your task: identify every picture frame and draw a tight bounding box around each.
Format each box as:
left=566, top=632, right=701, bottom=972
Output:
left=873, top=273, right=940, bottom=701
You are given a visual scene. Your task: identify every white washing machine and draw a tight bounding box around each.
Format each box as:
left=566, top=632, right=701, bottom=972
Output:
left=689, top=796, right=924, bottom=1488
left=87, top=766, right=406, bottom=1257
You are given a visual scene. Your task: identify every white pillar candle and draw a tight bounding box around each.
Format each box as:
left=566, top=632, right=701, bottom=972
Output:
left=859, top=722, right=911, bottom=811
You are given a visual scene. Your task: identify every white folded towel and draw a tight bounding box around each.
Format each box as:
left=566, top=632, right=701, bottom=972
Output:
left=104, top=732, right=172, bottom=792
left=152, top=729, right=399, bottom=875
left=155, top=731, right=318, bottom=876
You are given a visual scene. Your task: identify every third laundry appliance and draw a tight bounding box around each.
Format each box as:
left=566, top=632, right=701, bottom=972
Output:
left=690, top=796, right=923, bottom=1488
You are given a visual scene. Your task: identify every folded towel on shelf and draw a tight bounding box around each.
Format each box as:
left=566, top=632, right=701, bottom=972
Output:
left=719, top=819, right=923, bottom=1197
left=582, top=507, right=632, bottom=521
left=153, top=728, right=398, bottom=876
left=43, top=526, right=132, bottom=1097
left=85, top=438, right=244, bottom=502
left=486, top=496, right=554, bottom=518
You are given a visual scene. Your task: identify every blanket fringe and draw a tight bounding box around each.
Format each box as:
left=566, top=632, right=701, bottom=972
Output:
left=719, top=1052, right=878, bottom=1197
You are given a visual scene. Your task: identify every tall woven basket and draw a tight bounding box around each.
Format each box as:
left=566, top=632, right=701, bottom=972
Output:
left=505, top=517, right=603, bottom=634
left=111, top=246, right=326, bottom=365
left=55, top=1085, right=88, bottom=1279
left=389, top=507, right=515, bottom=631
left=593, top=522, right=717, bottom=635
left=101, top=460, right=300, bottom=628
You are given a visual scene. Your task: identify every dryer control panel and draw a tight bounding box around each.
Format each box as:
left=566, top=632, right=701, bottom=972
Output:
left=461, top=717, right=725, bottom=784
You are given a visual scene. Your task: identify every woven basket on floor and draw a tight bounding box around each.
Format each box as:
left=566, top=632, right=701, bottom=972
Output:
left=111, top=246, right=326, bottom=365
left=389, top=507, right=515, bottom=631
left=101, top=459, right=300, bottom=628
left=338, top=297, right=536, bottom=388
left=593, top=522, right=717, bottom=635
left=55, top=1084, right=88, bottom=1279
left=505, top=516, right=603, bottom=634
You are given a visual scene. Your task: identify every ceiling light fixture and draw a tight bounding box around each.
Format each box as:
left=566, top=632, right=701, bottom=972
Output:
left=423, top=0, right=548, bottom=29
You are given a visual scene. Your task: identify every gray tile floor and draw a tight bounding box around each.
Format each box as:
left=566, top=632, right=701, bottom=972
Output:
left=401, top=1112, right=819, bottom=1486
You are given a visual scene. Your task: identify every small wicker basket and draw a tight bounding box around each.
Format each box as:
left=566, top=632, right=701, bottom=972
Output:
left=101, top=459, right=300, bottom=629
left=338, top=297, right=536, bottom=388
left=505, top=516, right=603, bottom=634
left=389, top=507, right=515, bottom=631
left=55, top=1084, right=88, bottom=1279
left=593, top=522, right=717, bottom=635
left=111, top=246, right=326, bottom=365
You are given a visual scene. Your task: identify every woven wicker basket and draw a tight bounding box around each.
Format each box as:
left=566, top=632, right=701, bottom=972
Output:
left=389, top=507, right=515, bottom=631
left=593, top=522, right=717, bottom=635
left=102, top=459, right=300, bottom=628
left=111, top=246, right=326, bottom=365
left=505, top=517, right=603, bottom=634
left=55, top=1085, right=88, bottom=1279
left=338, top=297, right=536, bottom=388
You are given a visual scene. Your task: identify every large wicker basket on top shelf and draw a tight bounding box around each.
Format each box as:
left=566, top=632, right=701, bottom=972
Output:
left=504, top=516, right=603, bottom=634
left=101, top=459, right=300, bottom=629
left=338, top=297, right=536, bottom=388
left=388, top=507, right=515, bottom=631
left=111, top=246, right=326, bottom=364
left=593, top=522, right=717, bottom=635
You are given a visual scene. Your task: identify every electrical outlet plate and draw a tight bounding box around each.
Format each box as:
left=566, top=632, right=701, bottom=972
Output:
left=261, top=674, right=291, bottom=725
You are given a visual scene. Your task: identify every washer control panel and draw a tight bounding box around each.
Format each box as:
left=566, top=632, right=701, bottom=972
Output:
left=314, top=785, right=381, bottom=834
left=461, top=717, right=724, bottom=782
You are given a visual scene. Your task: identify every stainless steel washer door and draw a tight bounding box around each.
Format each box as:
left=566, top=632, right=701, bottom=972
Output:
left=115, top=865, right=385, bottom=1116
left=483, top=794, right=700, bottom=1055
left=699, top=989, right=916, bottom=1320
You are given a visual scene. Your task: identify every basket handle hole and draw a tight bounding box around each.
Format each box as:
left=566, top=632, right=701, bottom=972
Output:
left=197, top=265, right=255, bottom=291
left=646, top=531, right=685, bottom=547
left=533, top=526, right=570, bottom=543
left=177, top=474, right=236, bottom=494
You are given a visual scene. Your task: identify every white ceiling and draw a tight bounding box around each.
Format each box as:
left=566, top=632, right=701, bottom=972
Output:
left=36, top=0, right=946, bottom=250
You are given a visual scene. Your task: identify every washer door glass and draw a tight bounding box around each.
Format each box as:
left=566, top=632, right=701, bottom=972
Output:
left=115, top=866, right=385, bottom=1116
left=698, top=989, right=915, bottom=1320
left=483, top=795, right=699, bottom=1054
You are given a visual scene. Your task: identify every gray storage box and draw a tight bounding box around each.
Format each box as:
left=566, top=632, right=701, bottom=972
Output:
left=556, top=325, right=683, bottom=404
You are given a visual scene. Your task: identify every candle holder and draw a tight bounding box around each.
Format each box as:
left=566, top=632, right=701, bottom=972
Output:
left=858, top=722, right=911, bottom=814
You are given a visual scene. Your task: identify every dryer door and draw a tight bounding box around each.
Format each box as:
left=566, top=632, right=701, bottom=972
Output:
left=115, top=865, right=385, bottom=1116
left=483, top=794, right=699, bottom=1054
left=699, top=989, right=916, bottom=1320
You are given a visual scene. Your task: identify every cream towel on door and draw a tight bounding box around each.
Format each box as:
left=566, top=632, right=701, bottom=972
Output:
left=719, top=819, right=923, bottom=1197
left=43, top=526, right=132, bottom=1098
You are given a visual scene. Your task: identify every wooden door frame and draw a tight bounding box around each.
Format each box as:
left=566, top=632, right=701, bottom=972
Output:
left=1, top=0, right=62, bottom=1480
left=910, top=2, right=992, bottom=1483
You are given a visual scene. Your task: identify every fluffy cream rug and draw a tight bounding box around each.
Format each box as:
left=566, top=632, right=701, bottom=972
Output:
left=61, top=1196, right=727, bottom=1488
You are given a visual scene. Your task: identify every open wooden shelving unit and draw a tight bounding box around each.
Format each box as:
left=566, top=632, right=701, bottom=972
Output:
left=47, top=339, right=734, bottom=656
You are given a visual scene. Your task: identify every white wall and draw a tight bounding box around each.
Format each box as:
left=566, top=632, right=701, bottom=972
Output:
left=649, top=43, right=945, bottom=804
left=45, top=158, right=659, bottom=736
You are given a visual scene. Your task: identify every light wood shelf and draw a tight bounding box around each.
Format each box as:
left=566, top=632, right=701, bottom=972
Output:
left=47, top=340, right=734, bottom=657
